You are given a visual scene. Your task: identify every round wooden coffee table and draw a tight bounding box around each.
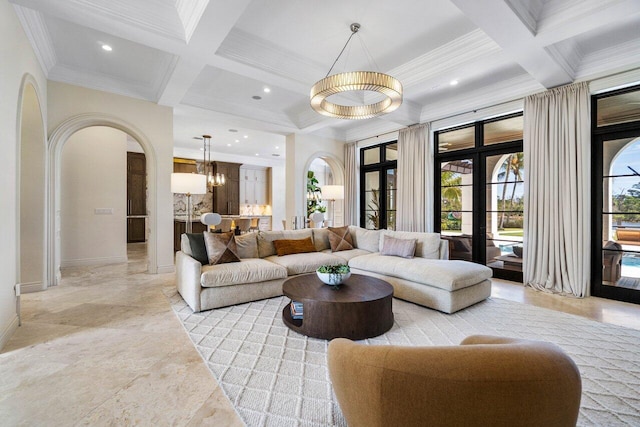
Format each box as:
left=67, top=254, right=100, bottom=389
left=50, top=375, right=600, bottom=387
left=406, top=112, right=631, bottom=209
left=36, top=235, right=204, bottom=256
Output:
left=282, top=273, right=394, bottom=340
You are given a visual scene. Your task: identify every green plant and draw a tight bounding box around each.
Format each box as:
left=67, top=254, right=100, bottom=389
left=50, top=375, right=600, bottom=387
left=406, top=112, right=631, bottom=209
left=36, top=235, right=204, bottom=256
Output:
left=317, top=264, right=350, bottom=287
left=306, top=171, right=326, bottom=217
left=366, top=188, right=380, bottom=229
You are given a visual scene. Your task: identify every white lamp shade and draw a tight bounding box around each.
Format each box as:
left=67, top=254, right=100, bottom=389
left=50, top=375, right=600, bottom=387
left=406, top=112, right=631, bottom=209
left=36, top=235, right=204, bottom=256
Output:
left=321, top=185, right=344, bottom=200
left=171, top=173, right=207, bottom=194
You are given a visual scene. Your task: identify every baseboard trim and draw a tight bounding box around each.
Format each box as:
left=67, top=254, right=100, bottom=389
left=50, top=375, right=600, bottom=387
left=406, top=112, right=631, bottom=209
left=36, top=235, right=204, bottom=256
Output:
left=156, top=264, right=175, bottom=274
left=61, top=256, right=128, bottom=268
left=18, top=281, right=46, bottom=293
left=0, top=315, right=19, bottom=351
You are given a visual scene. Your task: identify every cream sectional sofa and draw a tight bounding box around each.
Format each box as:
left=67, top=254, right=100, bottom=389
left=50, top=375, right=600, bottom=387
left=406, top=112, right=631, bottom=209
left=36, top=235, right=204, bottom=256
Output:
left=176, top=226, right=492, bottom=314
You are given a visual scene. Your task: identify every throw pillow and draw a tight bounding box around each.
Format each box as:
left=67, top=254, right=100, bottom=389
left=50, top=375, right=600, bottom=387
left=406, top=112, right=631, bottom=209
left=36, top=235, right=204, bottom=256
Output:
left=203, top=231, right=241, bottom=265
left=234, top=232, right=259, bottom=259
left=327, top=226, right=354, bottom=252
left=273, top=237, right=316, bottom=256
left=185, top=233, right=209, bottom=265
left=380, top=235, right=416, bottom=259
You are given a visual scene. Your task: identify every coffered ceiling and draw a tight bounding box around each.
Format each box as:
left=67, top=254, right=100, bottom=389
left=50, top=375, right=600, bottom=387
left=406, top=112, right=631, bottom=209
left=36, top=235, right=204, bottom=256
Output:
left=11, top=0, right=640, bottom=160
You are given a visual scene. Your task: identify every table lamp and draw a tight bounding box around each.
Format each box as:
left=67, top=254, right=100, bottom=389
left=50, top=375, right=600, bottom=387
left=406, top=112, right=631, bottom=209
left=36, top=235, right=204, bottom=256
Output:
left=171, top=173, right=207, bottom=233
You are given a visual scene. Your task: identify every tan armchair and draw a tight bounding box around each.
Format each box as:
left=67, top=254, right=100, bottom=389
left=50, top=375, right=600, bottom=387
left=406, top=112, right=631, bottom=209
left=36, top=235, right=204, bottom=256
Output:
left=328, top=335, right=581, bottom=427
left=602, top=240, right=622, bottom=283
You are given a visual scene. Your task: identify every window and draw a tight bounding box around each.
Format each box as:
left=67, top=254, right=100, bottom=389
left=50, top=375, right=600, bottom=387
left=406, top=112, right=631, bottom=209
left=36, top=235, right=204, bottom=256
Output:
left=360, top=142, right=397, bottom=230
left=435, top=113, right=524, bottom=281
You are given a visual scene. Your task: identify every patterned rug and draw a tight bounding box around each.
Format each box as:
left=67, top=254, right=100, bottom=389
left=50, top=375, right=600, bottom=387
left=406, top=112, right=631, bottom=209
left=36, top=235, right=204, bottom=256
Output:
left=168, top=293, right=640, bottom=426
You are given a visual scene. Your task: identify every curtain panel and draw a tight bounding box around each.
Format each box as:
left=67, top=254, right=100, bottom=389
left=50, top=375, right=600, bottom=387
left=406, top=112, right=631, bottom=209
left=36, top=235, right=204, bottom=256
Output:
left=523, top=82, right=591, bottom=297
left=396, top=123, right=432, bottom=232
left=344, top=142, right=359, bottom=226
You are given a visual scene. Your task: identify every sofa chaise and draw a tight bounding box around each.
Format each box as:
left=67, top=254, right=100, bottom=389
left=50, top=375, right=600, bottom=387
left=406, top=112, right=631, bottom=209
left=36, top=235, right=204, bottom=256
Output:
left=176, top=226, right=493, bottom=314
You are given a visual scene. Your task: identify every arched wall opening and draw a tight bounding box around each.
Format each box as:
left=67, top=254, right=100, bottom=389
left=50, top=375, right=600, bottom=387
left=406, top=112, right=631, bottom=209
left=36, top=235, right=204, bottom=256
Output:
left=303, top=153, right=344, bottom=227
left=48, top=114, right=158, bottom=285
left=17, top=76, right=46, bottom=292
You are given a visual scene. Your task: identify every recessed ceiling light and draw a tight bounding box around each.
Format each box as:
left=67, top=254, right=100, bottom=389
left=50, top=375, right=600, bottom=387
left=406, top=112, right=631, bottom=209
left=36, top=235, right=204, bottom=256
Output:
left=450, top=80, right=459, bottom=86
left=228, top=129, right=238, bottom=133
left=252, top=95, right=262, bottom=100
left=235, top=139, right=239, bottom=143
left=227, top=143, right=231, bottom=147
left=263, top=87, right=271, bottom=93
left=255, top=153, right=259, bottom=156
left=275, top=146, right=279, bottom=149
left=244, top=135, right=249, bottom=139
left=101, top=44, right=112, bottom=51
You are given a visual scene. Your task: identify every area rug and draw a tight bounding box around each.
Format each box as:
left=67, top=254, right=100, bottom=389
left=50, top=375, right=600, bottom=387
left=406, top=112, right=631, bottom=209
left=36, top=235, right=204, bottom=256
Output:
left=168, top=293, right=640, bottom=426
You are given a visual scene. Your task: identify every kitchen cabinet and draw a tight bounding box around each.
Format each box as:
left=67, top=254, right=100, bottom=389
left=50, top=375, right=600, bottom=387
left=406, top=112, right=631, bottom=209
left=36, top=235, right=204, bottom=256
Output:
left=240, top=167, right=269, bottom=205
left=212, top=161, right=241, bottom=215
left=173, top=158, right=197, bottom=173
left=127, top=152, right=146, bottom=243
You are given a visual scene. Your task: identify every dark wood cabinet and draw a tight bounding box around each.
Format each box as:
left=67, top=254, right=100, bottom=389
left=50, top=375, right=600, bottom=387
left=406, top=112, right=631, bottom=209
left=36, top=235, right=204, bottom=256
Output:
left=127, top=152, right=146, bottom=243
left=127, top=218, right=146, bottom=243
left=212, top=161, right=241, bottom=215
left=174, top=220, right=208, bottom=252
left=173, top=158, right=197, bottom=173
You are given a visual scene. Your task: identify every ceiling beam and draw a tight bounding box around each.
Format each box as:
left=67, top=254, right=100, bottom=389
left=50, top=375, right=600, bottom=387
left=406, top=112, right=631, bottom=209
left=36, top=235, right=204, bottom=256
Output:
left=450, top=0, right=574, bottom=88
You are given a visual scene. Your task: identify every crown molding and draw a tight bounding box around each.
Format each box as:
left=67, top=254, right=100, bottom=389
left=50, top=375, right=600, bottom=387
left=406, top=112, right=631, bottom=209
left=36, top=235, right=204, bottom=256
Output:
left=545, top=40, right=583, bottom=79
left=345, top=120, right=406, bottom=143
left=588, top=68, right=640, bottom=93
left=175, top=0, right=209, bottom=43
left=389, top=29, right=502, bottom=89
left=420, top=74, right=542, bottom=123
left=577, top=39, right=640, bottom=80
left=13, top=5, right=56, bottom=75
left=504, top=0, right=545, bottom=34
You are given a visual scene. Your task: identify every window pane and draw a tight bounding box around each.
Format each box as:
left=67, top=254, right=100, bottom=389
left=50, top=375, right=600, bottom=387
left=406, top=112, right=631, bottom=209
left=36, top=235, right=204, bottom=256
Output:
left=364, top=171, right=380, bottom=229
left=438, top=125, right=474, bottom=152
left=386, top=168, right=396, bottom=230
left=363, top=147, right=380, bottom=165
left=484, top=115, right=523, bottom=145
left=602, top=247, right=640, bottom=290
left=441, top=160, right=473, bottom=247
left=605, top=177, right=640, bottom=213
left=385, top=143, right=398, bottom=161
left=597, top=90, right=640, bottom=127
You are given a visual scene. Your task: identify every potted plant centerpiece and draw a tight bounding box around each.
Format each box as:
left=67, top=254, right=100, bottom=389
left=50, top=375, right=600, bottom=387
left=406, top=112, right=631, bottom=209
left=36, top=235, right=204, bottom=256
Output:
left=316, top=264, right=351, bottom=286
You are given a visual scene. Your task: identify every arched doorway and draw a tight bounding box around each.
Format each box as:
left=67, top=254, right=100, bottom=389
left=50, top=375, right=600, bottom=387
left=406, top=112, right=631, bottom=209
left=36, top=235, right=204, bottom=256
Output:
left=17, top=76, right=46, bottom=292
left=303, top=153, right=344, bottom=227
left=47, top=114, right=158, bottom=286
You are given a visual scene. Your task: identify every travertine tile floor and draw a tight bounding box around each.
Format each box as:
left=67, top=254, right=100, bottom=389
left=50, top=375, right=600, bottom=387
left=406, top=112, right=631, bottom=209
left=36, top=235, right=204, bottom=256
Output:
left=2, top=243, right=640, bottom=425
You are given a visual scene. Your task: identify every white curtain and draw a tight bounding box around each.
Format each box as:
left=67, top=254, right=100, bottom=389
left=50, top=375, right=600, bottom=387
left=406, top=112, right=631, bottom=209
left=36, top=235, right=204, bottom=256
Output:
left=344, top=142, right=359, bottom=226
left=397, top=123, right=432, bottom=232
left=523, top=82, right=591, bottom=297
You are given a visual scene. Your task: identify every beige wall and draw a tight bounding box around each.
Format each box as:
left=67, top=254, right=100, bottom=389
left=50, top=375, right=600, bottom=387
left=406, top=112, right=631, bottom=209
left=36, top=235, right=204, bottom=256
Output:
left=285, top=133, right=344, bottom=228
left=61, top=127, right=127, bottom=266
left=0, top=0, right=48, bottom=349
left=47, top=81, right=174, bottom=274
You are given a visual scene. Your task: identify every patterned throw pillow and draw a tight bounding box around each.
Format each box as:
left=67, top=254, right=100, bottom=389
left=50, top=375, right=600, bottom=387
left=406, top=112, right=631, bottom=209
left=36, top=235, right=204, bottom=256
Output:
left=380, top=234, right=417, bottom=259
left=203, top=231, right=241, bottom=265
left=327, top=226, right=354, bottom=252
left=273, top=237, right=316, bottom=256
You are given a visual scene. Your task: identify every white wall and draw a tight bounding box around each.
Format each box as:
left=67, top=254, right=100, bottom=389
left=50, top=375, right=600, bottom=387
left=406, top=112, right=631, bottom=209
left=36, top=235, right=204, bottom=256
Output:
left=0, top=0, right=48, bottom=349
left=48, top=81, right=174, bottom=274
left=19, top=83, right=46, bottom=289
left=285, top=133, right=344, bottom=227
left=61, top=127, right=127, bottom=266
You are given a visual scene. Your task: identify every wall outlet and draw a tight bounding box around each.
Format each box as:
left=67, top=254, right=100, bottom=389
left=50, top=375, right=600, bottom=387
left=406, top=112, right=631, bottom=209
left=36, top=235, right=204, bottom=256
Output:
left=94, top=208, right=114, bottom=215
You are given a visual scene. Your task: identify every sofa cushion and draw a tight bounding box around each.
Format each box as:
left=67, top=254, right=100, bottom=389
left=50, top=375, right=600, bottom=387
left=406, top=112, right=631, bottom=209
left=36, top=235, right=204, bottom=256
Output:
left=328, top=226, right=355, bottom=252
left=381, top=230, right=441, bottom=259
left=349, top=254, right=492, bottom=291
left=201, top=258, right=287, bottom=288
left=274, top=237, right=316, bottom=256
left=350, top=226, right=381, bottom=253
left=257, top=229, right=313, bottom=257
left=380, top=235, right=416, bottom=259
left=234, top=233, right=259, bottom=259
left=312, top=228, right=332, bottom=251
left=265, top=252, right=343, bottom=275
left=322, top=248, right=371, bottom=262
left=203, top=232, right=241, bottom=265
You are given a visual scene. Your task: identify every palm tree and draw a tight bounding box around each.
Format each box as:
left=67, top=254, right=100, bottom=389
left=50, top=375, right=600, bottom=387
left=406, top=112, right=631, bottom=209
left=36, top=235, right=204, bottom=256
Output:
left=441, top=171, right=462, bottom=210
left=498, top=153, right=524, bottom=229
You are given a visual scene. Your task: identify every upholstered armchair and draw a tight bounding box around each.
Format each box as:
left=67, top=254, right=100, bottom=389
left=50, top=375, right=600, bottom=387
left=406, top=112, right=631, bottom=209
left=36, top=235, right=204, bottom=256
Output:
left=328, top=335, right=581, bottom=427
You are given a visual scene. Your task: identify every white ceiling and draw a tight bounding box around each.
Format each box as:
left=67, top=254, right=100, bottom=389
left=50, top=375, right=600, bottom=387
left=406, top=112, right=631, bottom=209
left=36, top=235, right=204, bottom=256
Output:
left=11, top=0, right=640, bottom=162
